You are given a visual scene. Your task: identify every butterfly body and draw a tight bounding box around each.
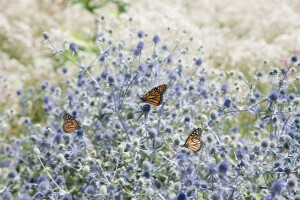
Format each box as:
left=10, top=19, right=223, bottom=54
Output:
left=183, top=128, right=202, bottom=152
left=62, top=113, right=80, bottom=133
left=141, top=84, right=167, bottom=106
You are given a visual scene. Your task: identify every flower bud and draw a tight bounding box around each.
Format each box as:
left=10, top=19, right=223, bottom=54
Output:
left=33, top=147, right=40, bottom=156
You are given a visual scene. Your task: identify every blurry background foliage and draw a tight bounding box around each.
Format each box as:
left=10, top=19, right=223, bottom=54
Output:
left=0, top=0, right=300, bottom=135
left=72, top=0, right=128, bottom=14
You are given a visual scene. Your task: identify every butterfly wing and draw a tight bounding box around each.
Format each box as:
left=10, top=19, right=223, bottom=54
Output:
left=183, top=128, right=202, bottom=152
left=156, top=84, right=167, bottom=94
left=62, top=113, right=80, bottom=133
left=186, top=138, right=202, bottom=152
left=141, top=90, right=163, bottom=106
left=141, top=84, right=167, bottom=106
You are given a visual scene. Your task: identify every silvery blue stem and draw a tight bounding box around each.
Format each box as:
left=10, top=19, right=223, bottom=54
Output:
left=117, top=113, right=131, bottom=142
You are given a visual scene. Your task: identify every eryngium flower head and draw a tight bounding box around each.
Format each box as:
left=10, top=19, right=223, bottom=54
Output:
left=270, top=180, right=286, bottom=195
left=38, top=180, right=50, bottom=194
left=142, top=104, right=151, bottom=113
left=236, top=148, right=246, bottom=160
left=137, top=41, right=144, bottom=50
left=137, top=31, right=144, bottom=38
left=211, top=189, right=225, bottom=200
left=291, top=55, right=298, bottom=63
left=195, top=58, right=202, bottom=66
left=223, top=98, right=231, bottom=108
left=62, top=67, right=68, bottom=74
left=287, top=176, right=297, bottom=189
left=69, top=42, right=78, bottom=55
left=175, top=191, right=188, bottom=200
left=16, top=90, right=22, bottom=96
left=207, top=163, right=218, bottom=175
left=142, top=171, right=151, bottom=179
left=268, top=91, right=279, bottom=101
left=221, top=84, right=228, bottom=94
left=218, top=160, right=230, bottom=174
left=43, top=32, right=50, bottom=40
left=176, top=153, right=187, bottom=161
left=153, top=35, right=161, bottom=44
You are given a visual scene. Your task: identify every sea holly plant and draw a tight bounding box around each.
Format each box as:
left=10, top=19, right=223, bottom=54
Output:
left=0, top=26, right=299, bottom=199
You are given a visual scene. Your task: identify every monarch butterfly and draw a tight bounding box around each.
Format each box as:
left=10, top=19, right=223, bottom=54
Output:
left=183, top=128, right=202, bottom=152
left=140, top=84, right=167, bottom=106
left=62, top=113, right=80, bottom=133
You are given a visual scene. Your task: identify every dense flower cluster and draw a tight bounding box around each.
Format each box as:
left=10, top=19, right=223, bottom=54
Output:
left=1, top=23, right=300, bottom=199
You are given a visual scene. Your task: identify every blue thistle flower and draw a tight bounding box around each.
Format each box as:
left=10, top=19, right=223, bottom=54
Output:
left=16, top=90, right=22, bottom=96
left=1, top=190, right=12, bottom=200
left=254, top=92, right=261, bottom=99
left=223, top=98, right=231, bottom=108
left=32, top=193, right=43, bottom=200
left=189, top=85, right=196, bottom=92
left=78, top=73, right=84, bottom=80
left=7, top=171, right=16, bottom=179
left=142, top=104, right=151, bottom=113
left=137, top=41, right=144, bottom=50
left=154, top=180, right=162, bottom=189
left=76, top=128, right=84, bottom=138
left=37, top=175, right=48, bottom=184
left=183, top=115, right=191, bottom=123
left=0, top=160, right=10, bottom=167
left=133, top=48, right=141, bottom=56
left=270, top=180, right=286, bottom=195
left=69, top=42, right=78, bottom=55
left=85, top=185, right=96, bottom=195
left=43, top=32, right=49, bottom=40
left=101, top=71, right=108, bottom=79
left=193, top=180, right=202, bottom=188
left=137, top=31, right=144, bottom=38
left=199, top=76, right=206, bottom=83
left=200, top=89, right=207, bottom=97
left=176, top=153, right=187, bottom=161
left=162, top=45, right=168, bottom=50
left=186, top=166, right=193, bottom=174
left=50, top=85, right=56, bottom=93
left=218, top=160, right=230, bottom=174
left=41, top=82, right=48, bottom=90
left=29, top=86, right=35, bottom=93
left=147, top=61, right=155, bottom=69
left=175, top=191, right=188, bottom=200
left=207, top=163, right=218, bottom=175
left=153, top=35, right=161, bottom=44
left=220, top=84, right=228, bottom=93
left=43, top=96, right=49, bottom=104
left=268, top=91, right=279, bottom=101
left=166, top=55, right=172, bottom=63
left=38, top=180, right=50, bottom=194
left=54, top=176, right=65, bottom=186
left=108, top=75, right=115, bottom=84
left=287, top=176, right=297, bottom=189
left=236, top=148, right=246, bottom=160
left=291, top=55, right=298, bottom=63
left=195, top=58, right=202, bottom=66
left=211, top=190, right=225, bottom=200
left=142, top=171, right=151, bottom=179
left=230, top=126, right=238, bottom=133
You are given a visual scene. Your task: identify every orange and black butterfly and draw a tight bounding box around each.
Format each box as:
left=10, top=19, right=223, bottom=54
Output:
left=62, top=113, right=80, bottom=133
left=140, top=84, right=167, bottom=106
left=183, top=128, right=202, bottom=152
